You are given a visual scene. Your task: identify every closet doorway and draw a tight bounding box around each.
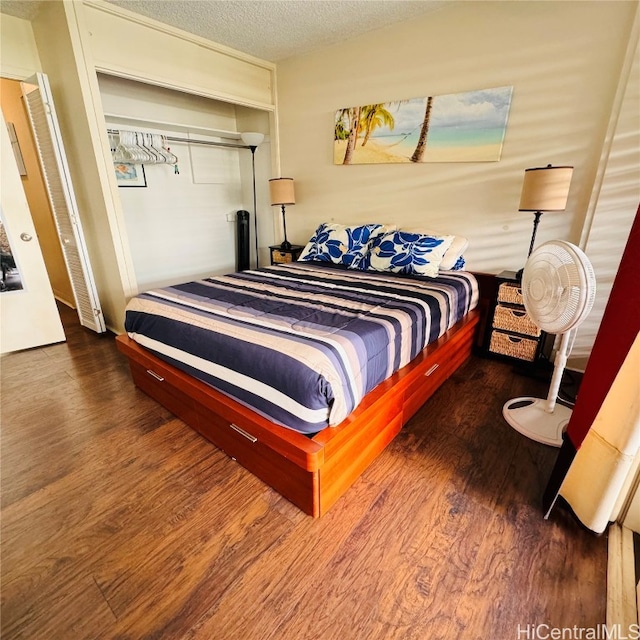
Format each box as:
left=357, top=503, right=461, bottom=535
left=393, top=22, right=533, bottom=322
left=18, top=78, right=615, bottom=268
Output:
left=0, top=73, right=105, bottom=351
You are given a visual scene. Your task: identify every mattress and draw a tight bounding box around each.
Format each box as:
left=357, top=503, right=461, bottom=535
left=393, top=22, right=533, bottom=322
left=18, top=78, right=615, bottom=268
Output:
left=124, top=262, right=478, bottom=434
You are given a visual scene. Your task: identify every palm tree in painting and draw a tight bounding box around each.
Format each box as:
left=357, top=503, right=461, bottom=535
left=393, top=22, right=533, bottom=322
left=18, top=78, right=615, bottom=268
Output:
left=359, top=104, right=395, bottom=147
left=410, top=96, right=433, bottom=163
left=334, top=108, right=350, bottom=140
left=343, top=106, right=361, bottom=164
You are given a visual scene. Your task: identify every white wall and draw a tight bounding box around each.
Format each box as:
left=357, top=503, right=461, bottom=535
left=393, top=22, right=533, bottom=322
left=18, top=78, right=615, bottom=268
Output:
left=112, top=134, right=244, bottom=289
left=100, top=74, right=242, bottom=289
left=99, top=74, right=274, bottom=289
left=276, top=1, right=636, bottom=278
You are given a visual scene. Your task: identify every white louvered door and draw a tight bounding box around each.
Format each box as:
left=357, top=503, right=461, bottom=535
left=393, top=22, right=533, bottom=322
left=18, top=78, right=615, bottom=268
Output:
left=21, top=73, right=105, bottom=333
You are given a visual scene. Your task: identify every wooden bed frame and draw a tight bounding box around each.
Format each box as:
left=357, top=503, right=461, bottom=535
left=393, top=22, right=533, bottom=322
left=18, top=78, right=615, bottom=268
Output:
left=115, top=274, right=492, bottom=517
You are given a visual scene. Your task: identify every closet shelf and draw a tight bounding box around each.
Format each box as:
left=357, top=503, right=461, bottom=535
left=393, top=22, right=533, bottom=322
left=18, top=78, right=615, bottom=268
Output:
left=104, top=113, right=241, bottom=140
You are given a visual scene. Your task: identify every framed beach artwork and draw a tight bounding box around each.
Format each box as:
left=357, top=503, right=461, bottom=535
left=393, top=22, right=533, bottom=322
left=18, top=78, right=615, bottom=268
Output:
left=114, top=162, right=147, bottom=187
left=334, top=86, right=513, bottom=164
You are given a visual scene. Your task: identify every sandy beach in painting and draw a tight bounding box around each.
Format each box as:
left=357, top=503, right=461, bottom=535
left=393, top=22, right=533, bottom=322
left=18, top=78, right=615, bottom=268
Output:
left=334, top=139, right=504, bottom=164
left=334, top=140, right=410, bottom=163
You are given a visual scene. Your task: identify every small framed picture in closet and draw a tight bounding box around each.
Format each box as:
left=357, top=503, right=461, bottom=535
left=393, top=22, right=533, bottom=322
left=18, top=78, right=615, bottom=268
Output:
left=114, top=162, right=147, bottom=187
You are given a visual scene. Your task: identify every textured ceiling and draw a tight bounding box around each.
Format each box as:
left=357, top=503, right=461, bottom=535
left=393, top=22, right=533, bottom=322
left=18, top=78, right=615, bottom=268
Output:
left=0, top=0, right=447, bottom=62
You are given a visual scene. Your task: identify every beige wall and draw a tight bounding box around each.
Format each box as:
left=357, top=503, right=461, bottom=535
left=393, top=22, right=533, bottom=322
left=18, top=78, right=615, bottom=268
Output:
left=276, top=1, right=637, bottom=276
left=31, top=0, right=140, bottom=332
left=84, top=0, right=275, bottom=110
left=0, top=79, right=74, bottom=305
left=0, top=13, right=41, bottom=80
left=575, top=35, right=640, bottom=362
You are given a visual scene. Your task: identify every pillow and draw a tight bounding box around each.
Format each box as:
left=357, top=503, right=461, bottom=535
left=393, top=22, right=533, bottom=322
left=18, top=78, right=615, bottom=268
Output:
left=368, top=230, right=455, bottom=277
left=298, top=222, right=391, bottom=269
left=450, top=255, right=466, bottom=271
left=402, top=227, right=469, bottom=271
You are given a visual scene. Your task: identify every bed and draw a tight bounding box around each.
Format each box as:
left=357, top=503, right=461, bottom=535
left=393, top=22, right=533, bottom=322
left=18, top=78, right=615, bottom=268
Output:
left=116, top=226, right=488, bottom=516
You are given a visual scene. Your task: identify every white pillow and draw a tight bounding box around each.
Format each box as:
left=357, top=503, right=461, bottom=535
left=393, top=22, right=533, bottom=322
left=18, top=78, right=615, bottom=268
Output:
left=401, top=227, right=468, bottom=270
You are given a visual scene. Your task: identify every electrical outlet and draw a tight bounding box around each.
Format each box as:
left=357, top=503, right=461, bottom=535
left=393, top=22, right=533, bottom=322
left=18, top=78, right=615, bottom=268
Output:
left=226, top=212, right=236, bottom=222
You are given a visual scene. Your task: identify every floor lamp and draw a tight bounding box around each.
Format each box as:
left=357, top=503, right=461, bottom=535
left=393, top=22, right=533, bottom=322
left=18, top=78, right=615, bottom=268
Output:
left=516, top=164, right=573, bottom=280
left=240, top=132, right=265, bottom=268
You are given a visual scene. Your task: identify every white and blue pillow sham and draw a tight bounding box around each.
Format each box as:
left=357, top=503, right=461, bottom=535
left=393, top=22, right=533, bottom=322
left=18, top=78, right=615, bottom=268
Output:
left=298, top=222, right=389, bottom=269
left=367, top=230, right=454, bottom=277
left=299, top=222, right=464, bottom=276
left=402, top=227, right=469, bottom=270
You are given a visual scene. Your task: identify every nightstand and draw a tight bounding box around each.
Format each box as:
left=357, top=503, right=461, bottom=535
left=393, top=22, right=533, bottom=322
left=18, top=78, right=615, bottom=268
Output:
left=484, top=270, right=554, bottom=363
left=269, top=244, right=304, bottom=265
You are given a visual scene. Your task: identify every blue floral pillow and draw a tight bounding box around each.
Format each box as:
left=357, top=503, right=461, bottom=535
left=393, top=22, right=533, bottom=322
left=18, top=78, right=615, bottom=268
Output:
left=298, top=222, right=386, bottom=269
left=367, top=231, right=454, bottom=277
left=450, top=255, right=466, bottom=271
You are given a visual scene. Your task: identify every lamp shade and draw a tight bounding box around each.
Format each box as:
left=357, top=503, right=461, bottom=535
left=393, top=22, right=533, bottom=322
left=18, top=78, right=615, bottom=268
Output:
left=240, top=132, right=264, bottom=147
left=519, top=165, right=573, bottom=212
left=269, top=178, right=295, bottom=206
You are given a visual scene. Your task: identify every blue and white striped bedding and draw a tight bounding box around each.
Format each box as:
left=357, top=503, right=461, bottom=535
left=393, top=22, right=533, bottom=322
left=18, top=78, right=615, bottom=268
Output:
left=124, top=262, right=478, bottom=434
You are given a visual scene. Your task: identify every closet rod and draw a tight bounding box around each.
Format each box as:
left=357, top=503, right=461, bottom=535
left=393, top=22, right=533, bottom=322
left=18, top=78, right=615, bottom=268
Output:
left=107, top=129, right=251, bottom=150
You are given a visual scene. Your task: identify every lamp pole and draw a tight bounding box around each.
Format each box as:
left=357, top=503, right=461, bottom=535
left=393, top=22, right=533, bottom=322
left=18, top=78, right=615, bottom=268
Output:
left=527, top=210, right=543, bottom=258
left=280, top=204, right=291, bottom=250
left=249, top=145, right=259, bottom=269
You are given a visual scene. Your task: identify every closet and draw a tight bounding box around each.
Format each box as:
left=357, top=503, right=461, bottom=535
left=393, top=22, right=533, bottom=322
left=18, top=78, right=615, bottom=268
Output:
left=98, top=74, right=272, bottom=292
left=22, top=0, right=278, bottom=333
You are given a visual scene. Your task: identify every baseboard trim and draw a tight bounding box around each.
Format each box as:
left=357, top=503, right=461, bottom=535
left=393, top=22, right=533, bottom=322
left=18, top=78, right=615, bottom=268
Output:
left=607, top=523, right=638, bottom=629
left=54, top=294, right=76, bottom=309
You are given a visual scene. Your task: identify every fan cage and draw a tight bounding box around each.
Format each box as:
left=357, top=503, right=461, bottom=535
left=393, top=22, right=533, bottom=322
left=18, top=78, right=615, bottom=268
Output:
left=521, top=241, right=596, bottom=334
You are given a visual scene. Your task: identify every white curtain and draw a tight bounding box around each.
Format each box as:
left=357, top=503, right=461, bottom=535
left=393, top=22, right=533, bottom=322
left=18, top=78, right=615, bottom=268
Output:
left=559, top=332, right=640, bottom=534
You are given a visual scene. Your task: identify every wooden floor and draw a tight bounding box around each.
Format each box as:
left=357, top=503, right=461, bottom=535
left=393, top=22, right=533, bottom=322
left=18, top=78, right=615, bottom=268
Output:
left=1, top=304, right=607, bottom=640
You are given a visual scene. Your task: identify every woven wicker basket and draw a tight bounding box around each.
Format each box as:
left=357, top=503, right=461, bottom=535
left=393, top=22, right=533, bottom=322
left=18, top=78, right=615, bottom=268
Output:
left=489, top=331, right=537, bottom=361
left=497, top=282, right=524, bottom=305
left=492, top=305, right=541, bottom=337
left=272, top=250, right=293, bottom=264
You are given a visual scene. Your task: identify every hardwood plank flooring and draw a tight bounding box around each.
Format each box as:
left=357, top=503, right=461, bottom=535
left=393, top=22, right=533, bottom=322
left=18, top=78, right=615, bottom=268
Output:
left=0, top=304, right=607, bottom=640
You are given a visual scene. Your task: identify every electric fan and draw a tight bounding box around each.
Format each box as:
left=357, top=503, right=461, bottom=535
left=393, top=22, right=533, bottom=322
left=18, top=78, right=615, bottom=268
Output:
left=503, top=240, right=596, bottom=447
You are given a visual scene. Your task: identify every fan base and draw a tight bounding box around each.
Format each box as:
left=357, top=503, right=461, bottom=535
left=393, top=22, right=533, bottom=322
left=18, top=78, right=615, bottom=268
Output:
left=502, top=397, right=572, bottom=448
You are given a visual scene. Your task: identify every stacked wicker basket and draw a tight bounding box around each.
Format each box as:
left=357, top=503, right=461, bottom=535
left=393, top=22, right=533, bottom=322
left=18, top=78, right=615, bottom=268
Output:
left=488, top=281, right=543, bottom=362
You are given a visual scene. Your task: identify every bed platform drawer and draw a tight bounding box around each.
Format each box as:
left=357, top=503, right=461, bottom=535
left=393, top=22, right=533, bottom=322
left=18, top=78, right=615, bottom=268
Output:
left=402, top=335, right=471, bottom=421
left=127, top=351, right=320, bottom=515
left=193, top=404, right=319, bottom=516
left=401, top=312, right=478, bottom=421
left=128, top=361, right=200, bottom=427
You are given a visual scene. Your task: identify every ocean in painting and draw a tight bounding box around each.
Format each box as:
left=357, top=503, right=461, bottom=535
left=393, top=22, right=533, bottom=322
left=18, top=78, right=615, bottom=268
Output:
left=374, top=126, right=507, bottom=154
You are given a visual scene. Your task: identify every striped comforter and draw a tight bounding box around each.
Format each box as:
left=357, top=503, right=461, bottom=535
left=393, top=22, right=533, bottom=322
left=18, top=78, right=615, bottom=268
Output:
left=124, top=262, right=478, bottom=434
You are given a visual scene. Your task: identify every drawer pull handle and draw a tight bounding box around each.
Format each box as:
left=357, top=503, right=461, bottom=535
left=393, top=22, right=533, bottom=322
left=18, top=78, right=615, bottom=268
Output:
left=230, top=423, right=257, bottom=443
left=146, top=369, right=165, bottom=382
left=425, top=363, right=439, bottom=377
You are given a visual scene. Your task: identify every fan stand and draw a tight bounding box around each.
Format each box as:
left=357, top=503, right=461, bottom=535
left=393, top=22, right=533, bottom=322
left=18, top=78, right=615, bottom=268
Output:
left=502, top=398, right=571, bottom=447
left=503, top=330, right=573, bottom=448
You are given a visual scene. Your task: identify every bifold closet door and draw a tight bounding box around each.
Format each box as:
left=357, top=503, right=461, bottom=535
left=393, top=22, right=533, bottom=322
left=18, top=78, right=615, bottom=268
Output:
left=21, top=73, right=105, bottom=333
